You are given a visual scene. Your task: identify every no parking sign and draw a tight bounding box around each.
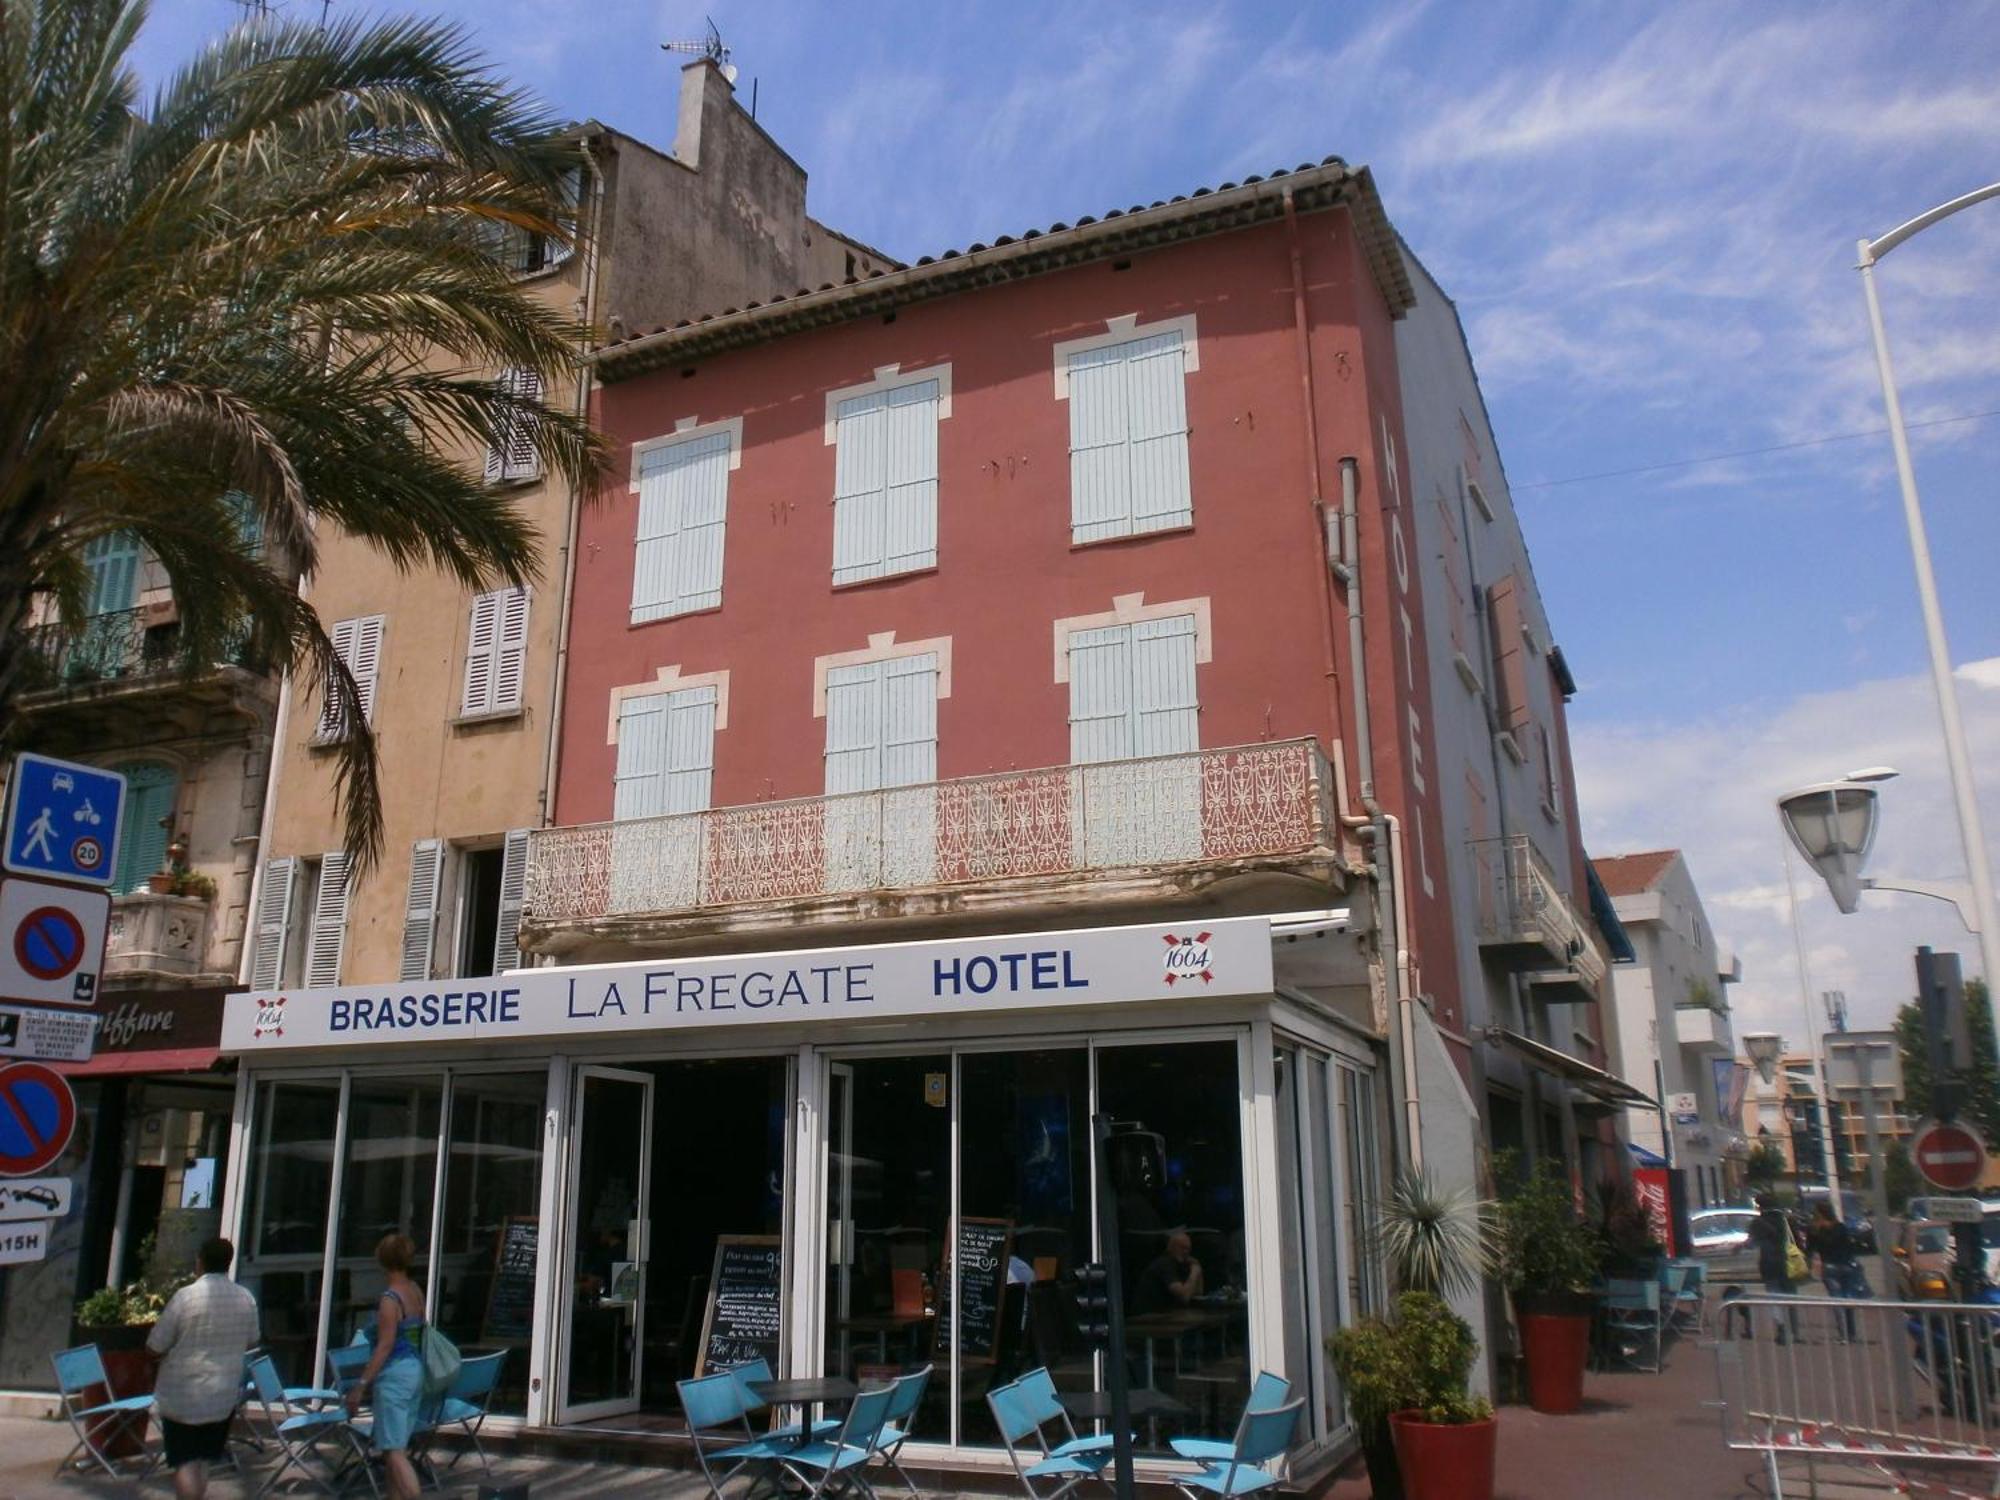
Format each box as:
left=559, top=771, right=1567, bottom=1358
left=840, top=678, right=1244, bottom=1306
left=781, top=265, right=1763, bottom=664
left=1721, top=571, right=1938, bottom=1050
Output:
left=0, top=1062, right=77, bottom=1177
left=0, top=877, right=108, bottom=1007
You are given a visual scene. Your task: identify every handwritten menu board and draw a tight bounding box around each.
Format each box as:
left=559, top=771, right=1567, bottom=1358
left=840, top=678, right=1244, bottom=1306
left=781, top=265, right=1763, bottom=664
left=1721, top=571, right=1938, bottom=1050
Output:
left=481, top=1216, right=539, bottom=1342
left=934, top=1217, right=1014, bottom=1364
left=696, top=1235, right=783, bottom=1375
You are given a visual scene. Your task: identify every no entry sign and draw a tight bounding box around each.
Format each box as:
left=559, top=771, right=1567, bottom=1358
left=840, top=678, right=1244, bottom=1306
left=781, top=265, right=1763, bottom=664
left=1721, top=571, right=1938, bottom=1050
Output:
left=1913, top=1118, right=1988, bottom=1193
left=0, top=1062, right=76, bottom=1176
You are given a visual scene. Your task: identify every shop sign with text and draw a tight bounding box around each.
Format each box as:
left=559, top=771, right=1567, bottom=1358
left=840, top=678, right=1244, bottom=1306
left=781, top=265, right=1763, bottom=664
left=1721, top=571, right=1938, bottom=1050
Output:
left=224, top=917, right=1279, bottom=1054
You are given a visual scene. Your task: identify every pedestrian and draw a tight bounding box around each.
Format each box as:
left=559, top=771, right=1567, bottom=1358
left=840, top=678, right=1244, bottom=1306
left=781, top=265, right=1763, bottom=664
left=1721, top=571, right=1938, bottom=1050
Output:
left=345, top=1232, right=428, bottom=1500
left=145, top=1236, right=258, bottom=1500
left=1807, top=1201, right=1866, bottom=1341
left=1748, top=1193, right=1800, bottom=1342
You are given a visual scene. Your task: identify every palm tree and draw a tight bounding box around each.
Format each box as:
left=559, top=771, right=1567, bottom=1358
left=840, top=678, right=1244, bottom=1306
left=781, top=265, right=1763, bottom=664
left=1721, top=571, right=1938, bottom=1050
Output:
left=0, top=0, right=603, bottom=876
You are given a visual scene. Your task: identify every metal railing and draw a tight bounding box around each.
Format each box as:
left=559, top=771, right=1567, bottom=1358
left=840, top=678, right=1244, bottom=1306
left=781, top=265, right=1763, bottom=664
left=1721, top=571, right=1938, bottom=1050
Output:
left=23, top=610, right=258, bottom=690
left=1716, top=1293, right=2000, bottom=1497
left=524, top=738, right=1337, bottom=928
left=1468, top=833, right=1606, bottom=987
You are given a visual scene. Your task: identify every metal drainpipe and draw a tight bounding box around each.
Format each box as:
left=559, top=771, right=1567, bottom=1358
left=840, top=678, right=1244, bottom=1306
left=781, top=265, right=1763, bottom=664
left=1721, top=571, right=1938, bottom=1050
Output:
left=1341, top=455, right=1420, bottom=1171
left=537, top=136, right=609, bottom=833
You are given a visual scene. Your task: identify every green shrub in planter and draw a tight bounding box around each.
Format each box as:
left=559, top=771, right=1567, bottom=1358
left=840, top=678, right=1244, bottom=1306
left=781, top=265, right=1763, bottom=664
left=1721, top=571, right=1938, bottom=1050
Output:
left=1495, top=1156, right=1602, bottom=1312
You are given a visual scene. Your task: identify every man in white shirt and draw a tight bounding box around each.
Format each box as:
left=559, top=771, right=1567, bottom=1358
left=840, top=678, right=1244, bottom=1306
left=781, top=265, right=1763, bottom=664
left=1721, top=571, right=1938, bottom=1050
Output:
left=146, top=1237, right=259, bottom=1499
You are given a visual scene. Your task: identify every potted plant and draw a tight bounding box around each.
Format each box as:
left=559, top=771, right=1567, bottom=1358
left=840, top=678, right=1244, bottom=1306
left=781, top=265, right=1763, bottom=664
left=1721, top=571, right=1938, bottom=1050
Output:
left=166, top=868, right=217, bottom=901
left=1495, top=1157, right=1603, bottom=1415
left=1383, top=1293, right=1497, bottom=1500
left=1327, top=1172, right=1494, bottom=1498
left=1592, top=1177, right=1665, bottom=1278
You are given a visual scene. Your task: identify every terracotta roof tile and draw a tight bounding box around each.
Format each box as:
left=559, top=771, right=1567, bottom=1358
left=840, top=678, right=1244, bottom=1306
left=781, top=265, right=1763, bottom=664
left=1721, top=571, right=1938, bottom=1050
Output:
left=1590, top=850, right=1679, bottom=897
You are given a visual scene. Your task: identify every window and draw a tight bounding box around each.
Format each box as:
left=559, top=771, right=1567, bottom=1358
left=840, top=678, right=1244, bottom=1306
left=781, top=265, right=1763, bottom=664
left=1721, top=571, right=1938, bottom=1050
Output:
left=239, top=1079, right=341, bottom=1385
left=631, top=429, right=731, bottom=622
left=1063, top=326, right=1193, bottom=543
left=249, top=852, right=346, bottom=988
left=113, top=761, right=177, bottom=894
left=482, top=165, right=579, bottom=275
left=1484, top=577, right=1530, bottom=738
left=461, top=587, right=529, bottom=717
left=824, top=654, right=938, bottom=887
left=1067, top=614, right=1199, bottom=865
left=82, top=532, right=141, bottom=617
left=1536, top=721, right=1564, bottom=821
left=484, top=367, right=543, bottom=484
left=613, top=686, right=716, bottom=821
left=396, top=833, right=531, bottom=982
left=317, top=615, right=384, bottom=742
left=831, top=376, right=941, bottom=584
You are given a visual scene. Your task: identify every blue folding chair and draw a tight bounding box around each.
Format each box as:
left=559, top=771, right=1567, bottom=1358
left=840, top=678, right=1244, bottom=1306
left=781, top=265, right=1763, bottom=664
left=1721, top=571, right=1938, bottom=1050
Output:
left=871, top=1363, right=933, bottom=1497
left=1171, top=1397, right=1304, bottom=1500
left=986, top=1367, right=1112, bottom=1500
left=244, top=1353, right=372, bottom=1499
left=52, top=1344, right=156, bottom=1479
left=431, top=1349, right=506, bottom=1473
left=727, top=1356, right=837, bottom=1442
left=1602, top=1277, right=1664, bottom=1372
left=775, top=1383, right=898, bottom=1500
left=1169, top=1370, right=1291, bottom=1462
left=680, top=1369, right=791, bottom=1500
left=1666, top=1257, right=1707, bottom=1335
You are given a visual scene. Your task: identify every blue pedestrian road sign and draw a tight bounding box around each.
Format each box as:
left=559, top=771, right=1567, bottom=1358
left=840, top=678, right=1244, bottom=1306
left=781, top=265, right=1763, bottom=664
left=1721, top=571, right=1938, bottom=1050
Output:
left=2, top=755, right=124, bottom=887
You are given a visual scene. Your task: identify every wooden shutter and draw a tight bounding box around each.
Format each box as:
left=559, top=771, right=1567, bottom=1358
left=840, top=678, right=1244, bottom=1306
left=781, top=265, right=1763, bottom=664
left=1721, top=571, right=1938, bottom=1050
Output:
left=461, top=592, right=499, bottom=715
left=1068, top=347, right=1133, bottom=543
left=661, top=686, right=718, bottom=815
left=1486, top=577, right=1530, bottom=733
left=881, top=655, right=938, bottom=788
left=492, top=828, right=529, bottom=974
left=1124, top=333, right=1192, bottom=531
left=1131, top=615, right=1199, bottom=755
left=614, top=686, right=715, bottom=819
left=1068, top=624, right=1133, bottom=764
left=303, top=851, right=350, bottom=989
left=614, top=694, right=669, bottom=820
left=83, top=532, right=142, bottom=616
left=113, top=762, right=178, bottom=894
left=824, top=663, right=884, bottom=794
left=505, top=368, right=541, bottom=480
left=632, top=431, right=730, bottom=622
left=249, top=856, right=297, bottom=990
left=832, top=381, right=938, bottom=584
left=318, top=617, right=356, bottom=740
left=493, top=587, right=528, bottom=712
left=832, top=391, right=887, bottom=584
left=397, top=839, right=442, bottom=982
left=320, top=615, right=383, bottom=738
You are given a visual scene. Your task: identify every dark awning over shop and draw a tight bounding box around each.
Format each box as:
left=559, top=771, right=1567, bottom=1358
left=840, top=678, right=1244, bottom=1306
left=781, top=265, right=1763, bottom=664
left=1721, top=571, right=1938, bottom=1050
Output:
left=1494, top=1027, right=1654, bottom=1108
left=60, top=1045, right=224, bottom=1077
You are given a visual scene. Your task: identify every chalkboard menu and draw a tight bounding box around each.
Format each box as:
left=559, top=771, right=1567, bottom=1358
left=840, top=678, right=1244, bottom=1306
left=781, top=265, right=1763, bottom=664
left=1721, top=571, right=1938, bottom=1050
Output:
left=481, top=1216, right=539, bottom=1342
left=696, top=1235, right=783, bottom=1375
left=934, top=1217, right=1014, bottom=1364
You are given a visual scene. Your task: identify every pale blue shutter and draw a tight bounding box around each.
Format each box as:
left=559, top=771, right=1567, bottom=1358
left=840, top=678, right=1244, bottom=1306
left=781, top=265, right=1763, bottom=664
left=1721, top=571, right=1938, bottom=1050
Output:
left=83, top=533, right=141, bottom=616
left=824, top=663, right=883, bottom=794
left=613, top=695, right=670, bottom=820
left=1131, top=615, right=1199, bottom=754
left=615, top=687, right=715, bottom=818
left=1068, top=625, right=1133, bottom=763
left=881, top=655, right=938, bottom=788
left=633, top=431, right=730, bottom=621
left=831, top=394, right=887, bottom=584
left=662, top=687, right=717, bottom=813
left=1125, top=333, right=1192, bottom=531
left=823, top=657, right=936, bottom=792
left=1068, top=349, right=1132, bottom=543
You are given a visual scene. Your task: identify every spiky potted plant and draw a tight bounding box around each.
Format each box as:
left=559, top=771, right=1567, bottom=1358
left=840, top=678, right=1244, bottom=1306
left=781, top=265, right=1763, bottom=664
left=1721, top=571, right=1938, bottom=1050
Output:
left=1495, top=1157, right=1603, bottom=1414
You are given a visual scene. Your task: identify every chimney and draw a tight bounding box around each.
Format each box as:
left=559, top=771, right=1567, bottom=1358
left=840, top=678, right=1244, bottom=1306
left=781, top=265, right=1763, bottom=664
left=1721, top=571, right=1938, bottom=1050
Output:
left=673, top=58, right=734, bottom=172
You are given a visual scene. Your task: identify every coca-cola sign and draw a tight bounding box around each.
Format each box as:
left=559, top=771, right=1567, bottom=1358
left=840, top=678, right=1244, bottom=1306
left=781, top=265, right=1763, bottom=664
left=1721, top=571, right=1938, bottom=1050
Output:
left=1161, top=932, right=1214, bottom=986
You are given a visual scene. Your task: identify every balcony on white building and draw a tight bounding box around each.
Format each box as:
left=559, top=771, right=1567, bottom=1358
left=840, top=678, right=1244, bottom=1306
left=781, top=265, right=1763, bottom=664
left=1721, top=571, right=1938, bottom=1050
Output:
left=522, top=738, right=1345, bottom=958
left=1674, top=1001, right=1733, bottom=1054
left=1469, top=834, right=1608, bottom=1005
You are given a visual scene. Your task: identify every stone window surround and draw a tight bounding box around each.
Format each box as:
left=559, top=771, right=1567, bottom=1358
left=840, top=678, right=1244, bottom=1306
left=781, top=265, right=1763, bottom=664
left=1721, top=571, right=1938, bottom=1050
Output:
left=1050, top=313, right=1201, bottom=401
left=821, top=362, right=955, bottom=445
left=1050, top=592, right=1213, bottom=683
left=604, top=665, right=732, bottom=745
left=811, top=632, right=954, bottom=718
left=627, top=414, right=745, bottom=493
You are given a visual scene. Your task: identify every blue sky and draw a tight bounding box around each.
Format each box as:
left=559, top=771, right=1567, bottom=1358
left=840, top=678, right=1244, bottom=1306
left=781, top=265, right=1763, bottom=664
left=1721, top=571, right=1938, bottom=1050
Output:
left=137, top=1, right=2000, bottom=1035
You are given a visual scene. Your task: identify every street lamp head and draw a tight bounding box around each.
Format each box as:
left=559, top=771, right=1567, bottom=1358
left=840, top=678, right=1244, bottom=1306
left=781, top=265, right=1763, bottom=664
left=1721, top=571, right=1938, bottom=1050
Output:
left=1778, top=780, right=1880, bottom=914
left=1743, top=1031, right=1785, bottom=1083
left=1845, top=766, right=1901, bottom=783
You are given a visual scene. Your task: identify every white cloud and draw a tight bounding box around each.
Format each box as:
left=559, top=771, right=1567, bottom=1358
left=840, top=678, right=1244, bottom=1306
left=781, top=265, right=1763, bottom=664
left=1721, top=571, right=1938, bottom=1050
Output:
left=1574, top=659, right=2000, bottom=1043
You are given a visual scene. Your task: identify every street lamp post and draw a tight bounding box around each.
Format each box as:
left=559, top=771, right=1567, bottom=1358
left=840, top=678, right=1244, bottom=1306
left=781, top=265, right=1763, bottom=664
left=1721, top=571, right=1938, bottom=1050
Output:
left=1856, top=183, right=2000, bottom=1004
left=1778, top=823, right=1846, bottom=1216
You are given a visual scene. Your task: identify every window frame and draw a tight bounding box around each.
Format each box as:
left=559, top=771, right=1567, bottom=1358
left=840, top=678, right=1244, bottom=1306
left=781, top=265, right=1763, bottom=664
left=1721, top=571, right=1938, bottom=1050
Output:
left=1054, top=314, right=1199, bottom=546
left=628, top=418, right=741, bottom=625
left=824, top=363, right=951, bottom=586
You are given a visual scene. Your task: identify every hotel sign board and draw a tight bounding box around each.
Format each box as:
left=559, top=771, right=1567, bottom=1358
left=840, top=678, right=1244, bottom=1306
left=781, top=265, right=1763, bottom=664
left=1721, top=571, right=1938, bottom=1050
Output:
left=223, top=917, right=1278, bottom=1054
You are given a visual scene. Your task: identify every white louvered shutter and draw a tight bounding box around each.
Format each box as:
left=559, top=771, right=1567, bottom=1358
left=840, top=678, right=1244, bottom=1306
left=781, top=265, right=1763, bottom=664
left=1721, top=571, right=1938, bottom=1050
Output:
left=303, top=851, right=350, bottom=989
left=350, top=616, right=383, bottom=725
left=832, top=393, right=886, bottom=584
left=493, top=828, right=529, bottom=973
left=249, top=857, right=297, bottom=990
left=493, top=587, right=528, bottom=711
left=318, top=618, right=356, bottom=740
left=613, top=694, right=668, bottom=820
left=614, top=686, right=716, bottom=819
left=398, top=839, right=443, bottom=982
left=1068, top=625, right=1133, bottom=763
left=662, top=686, right=718, bottom=814
left=505, top=368, right=541, bottom=480
left=462, top=592, right=498, bottom=715
left=832, top=381, right=938, bottom=584
left=823, top=663, right=883, bottom=795
left=1131, top=615, right=1199, bottom=755
left=632, top=431, right=731, bottom=622
left=1067, top=332, right=1190, bottom=542
left=881, top=655, right=938, bottom=788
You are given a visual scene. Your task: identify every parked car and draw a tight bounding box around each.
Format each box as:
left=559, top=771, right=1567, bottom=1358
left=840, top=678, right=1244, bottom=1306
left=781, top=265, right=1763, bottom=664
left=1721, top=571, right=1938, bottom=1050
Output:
left=1689, top=1207, right=1758, bottom=1255
left=1894, top=1219, right=1955, bottom=1299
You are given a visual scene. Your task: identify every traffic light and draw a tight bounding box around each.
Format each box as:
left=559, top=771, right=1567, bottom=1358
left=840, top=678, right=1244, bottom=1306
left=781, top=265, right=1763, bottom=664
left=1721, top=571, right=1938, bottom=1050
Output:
left=1074, top=1262, right=1112, bottom=1350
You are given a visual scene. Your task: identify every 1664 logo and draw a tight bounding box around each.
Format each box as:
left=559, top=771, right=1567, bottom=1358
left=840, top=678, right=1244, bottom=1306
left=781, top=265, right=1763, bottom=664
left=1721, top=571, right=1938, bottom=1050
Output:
left=1161, top=932, right=1214, bottom=986
left=252, top=997, right=286, bottom=1039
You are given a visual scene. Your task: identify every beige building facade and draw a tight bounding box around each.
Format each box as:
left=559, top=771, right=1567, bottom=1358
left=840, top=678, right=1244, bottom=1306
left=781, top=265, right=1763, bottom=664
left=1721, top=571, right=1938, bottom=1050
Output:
left=252, top=61, right=890, bottom=993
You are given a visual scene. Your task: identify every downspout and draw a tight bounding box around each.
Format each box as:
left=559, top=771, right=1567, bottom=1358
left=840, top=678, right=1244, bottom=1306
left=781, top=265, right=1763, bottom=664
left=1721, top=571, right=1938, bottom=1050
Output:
left=1340, top=454, right=1421, bottom=1171
left=538, top=135, right=609, bottom=833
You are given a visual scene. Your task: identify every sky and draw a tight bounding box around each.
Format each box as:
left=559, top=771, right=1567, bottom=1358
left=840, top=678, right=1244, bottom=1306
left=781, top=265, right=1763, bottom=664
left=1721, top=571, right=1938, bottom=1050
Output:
left=134, top=1, right=2000, bottom=1041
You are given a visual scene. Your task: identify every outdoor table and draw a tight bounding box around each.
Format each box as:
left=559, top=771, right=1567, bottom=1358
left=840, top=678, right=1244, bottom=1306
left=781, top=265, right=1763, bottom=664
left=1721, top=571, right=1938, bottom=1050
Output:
left=1123, top=1307, right=1235, bottom=1389
left=751, top=1375, right=859, bottom=1445
left=834, top=1312, right=933, bottom=1364
left=1059, top=1388, right=1191, bottom=1421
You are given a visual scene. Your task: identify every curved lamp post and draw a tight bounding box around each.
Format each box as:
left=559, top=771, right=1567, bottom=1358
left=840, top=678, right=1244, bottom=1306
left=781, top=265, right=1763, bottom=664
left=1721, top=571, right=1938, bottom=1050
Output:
left=1857, top=183, right=2000, bottom=1000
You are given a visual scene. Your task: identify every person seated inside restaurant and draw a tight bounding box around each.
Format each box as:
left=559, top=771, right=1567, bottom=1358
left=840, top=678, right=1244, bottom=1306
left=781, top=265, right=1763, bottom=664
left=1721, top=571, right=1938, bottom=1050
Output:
left=1134, top=1230, right=1204, bottom=1314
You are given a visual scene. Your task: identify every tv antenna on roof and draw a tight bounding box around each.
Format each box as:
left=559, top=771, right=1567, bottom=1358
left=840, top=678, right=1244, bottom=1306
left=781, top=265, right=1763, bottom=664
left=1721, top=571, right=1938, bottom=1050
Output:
left=662, top=16, right=737, bottom=83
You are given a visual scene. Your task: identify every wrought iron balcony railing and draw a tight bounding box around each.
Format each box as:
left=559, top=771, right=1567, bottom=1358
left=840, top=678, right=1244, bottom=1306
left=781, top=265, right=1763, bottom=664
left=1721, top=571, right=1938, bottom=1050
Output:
left=524, top=737, right=1337, bottom=929
left=23, top=610, right=262, bottom=693
left=1468, top=833, right=1607, bottom=991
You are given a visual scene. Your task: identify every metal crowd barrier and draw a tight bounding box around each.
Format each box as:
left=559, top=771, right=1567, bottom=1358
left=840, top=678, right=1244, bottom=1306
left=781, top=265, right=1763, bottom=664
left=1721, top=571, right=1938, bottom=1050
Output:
left=1715, top=1293, right=2000, bottom=1497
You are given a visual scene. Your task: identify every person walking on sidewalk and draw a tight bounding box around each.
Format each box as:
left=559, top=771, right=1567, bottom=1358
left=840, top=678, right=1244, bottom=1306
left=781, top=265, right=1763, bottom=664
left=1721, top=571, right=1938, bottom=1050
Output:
left=146, top=1237, right=258, bottom=1500
left=1749, top=1194, right=1801, bottom=1342
left=345, top=1233, right=429, bottom=1500
left=1808, top=1201, right=1866, bottom=1341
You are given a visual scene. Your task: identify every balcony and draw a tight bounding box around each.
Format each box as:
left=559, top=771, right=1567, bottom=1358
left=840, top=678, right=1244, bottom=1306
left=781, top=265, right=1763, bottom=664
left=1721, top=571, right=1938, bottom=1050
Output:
left=103, top=892, right=220, bottom=988
left=1675, top=1003, right=1733, bottom=1054
left=17, top=609, right=276, bottom=751
left=522, top=738, right=1344, bottom=957
left=1470, top=834, right=1607, bottom=1003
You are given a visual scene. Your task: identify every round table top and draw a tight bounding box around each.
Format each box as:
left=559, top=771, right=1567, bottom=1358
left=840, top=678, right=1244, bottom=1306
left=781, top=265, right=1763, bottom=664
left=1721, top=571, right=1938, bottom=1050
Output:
left=750, top=1375, right=860, bottom=1404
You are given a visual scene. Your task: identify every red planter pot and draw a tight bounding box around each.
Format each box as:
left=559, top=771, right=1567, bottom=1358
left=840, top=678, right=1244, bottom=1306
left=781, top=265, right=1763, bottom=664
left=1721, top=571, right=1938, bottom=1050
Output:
left=1519, top=1310, right=1592, bottom=1414
left=1389, top=1410, right=1497, bottom=1500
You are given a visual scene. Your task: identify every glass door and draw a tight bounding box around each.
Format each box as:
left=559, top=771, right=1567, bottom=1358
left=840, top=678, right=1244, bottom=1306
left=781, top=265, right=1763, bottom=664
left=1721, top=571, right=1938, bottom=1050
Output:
left=560, top=1066, right=654, bottom=1423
